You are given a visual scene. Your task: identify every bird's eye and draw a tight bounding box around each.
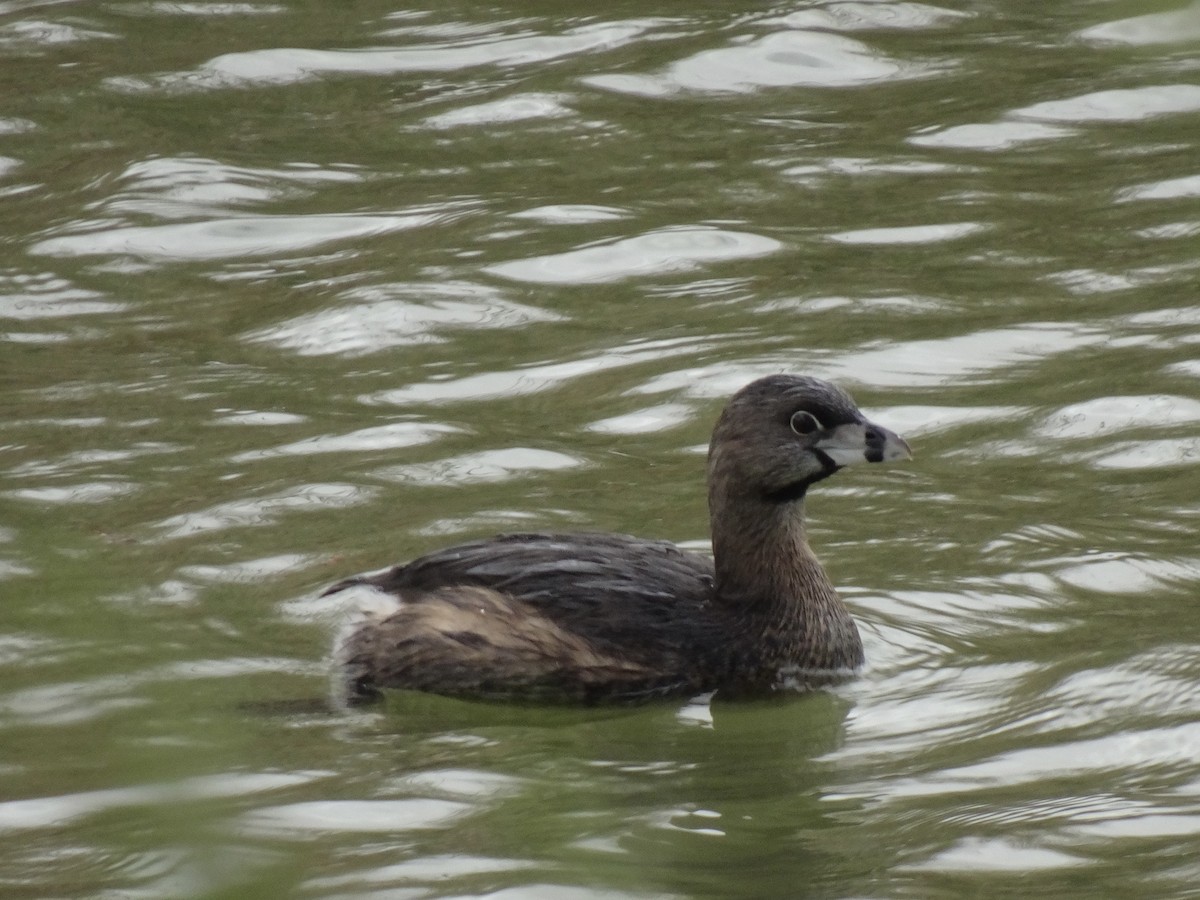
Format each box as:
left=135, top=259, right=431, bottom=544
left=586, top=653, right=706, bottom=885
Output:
left=790, top=410, right=823, bottom=436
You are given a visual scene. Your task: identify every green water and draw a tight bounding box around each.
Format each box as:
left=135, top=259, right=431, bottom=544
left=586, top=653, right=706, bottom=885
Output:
left=3, top=1, right=1200, bottom=897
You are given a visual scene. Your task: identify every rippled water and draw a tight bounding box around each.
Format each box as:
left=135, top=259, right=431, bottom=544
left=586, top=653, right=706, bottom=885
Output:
left=3, top=1, right=1200, bottom=896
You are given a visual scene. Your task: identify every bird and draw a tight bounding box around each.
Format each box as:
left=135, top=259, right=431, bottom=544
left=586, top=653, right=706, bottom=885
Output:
left=325, top=374, right=911, bottom=706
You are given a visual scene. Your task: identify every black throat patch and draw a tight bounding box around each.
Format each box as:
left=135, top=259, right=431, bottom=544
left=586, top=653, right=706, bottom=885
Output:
left=762, top=480, right=810, bottom=504
left=762, top=449, right=841, bottom=504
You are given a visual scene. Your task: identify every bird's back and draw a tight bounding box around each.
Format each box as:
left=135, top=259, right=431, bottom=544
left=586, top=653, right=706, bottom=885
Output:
left=327, top=532, right=720, bottom=704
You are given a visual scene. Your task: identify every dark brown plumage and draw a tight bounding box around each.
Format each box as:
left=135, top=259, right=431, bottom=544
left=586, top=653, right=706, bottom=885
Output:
left=326, top=374, right=911, bottom=706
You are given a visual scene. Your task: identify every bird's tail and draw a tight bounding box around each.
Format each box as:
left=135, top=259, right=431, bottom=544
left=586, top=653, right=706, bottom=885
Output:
left=327, top=582, right=401, bottom=708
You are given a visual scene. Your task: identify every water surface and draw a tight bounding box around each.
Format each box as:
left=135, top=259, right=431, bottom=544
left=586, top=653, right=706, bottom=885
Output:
left=3, top=1, right=1200, bottom=897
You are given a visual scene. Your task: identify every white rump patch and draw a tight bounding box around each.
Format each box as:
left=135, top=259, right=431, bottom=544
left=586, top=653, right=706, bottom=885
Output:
left=336, top=583, right=402, bottom=621
left=328, top=584, right=402, bottom=710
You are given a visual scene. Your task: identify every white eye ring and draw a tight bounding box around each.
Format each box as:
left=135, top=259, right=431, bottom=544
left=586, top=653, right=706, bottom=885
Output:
left=790, top=410, right=823, bottom=436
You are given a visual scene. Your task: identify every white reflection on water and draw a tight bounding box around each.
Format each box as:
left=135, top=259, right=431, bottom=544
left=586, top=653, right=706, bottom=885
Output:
left=0, top=771, right=327, bottom=833
left=783, top=156, right=965, bottom=181
left=0, top=117, right=36, bottom=134
left=99, top=156, right=364, bottom=219
left=628, top=323, right=1105, bottom=392
left=1079, top=2, right=1200, bottom=45
left=0, top=331, right=64, bottom=344
left=905, top=836, right=1088, bottom=872
left=586, top=29, right=914, bottom=96
left=859, top=720, right=1200, bottom=799
left=1036, top=395, right=1200, bottom=439
left=307, top=853, right=536, bottom=891
left=909, top=121, right=1073, bottom=151
left=5, top=442, right=175, bottom=478
left=422, top=92, right=574, bottom=128
left=179, top=553, right=317, bottom=584
left=910, top=83, right=1200, bottom=151
left=1049, top=262, right=1200, bottom=296
left=213, top=410, right=307, bottom=426
left=1073, top=811, right=1200, bottom=839
left=1016, top=84, right=1200, bottom=123
left=7, top=481, right=139, bottom=504
left=1121, top=306, right=1200, bottom=329
left=510, top=205, right=629, bottom=225
left=392, top=767, right=523, bottom=799
left=0, top=656, right=316, bottom=726
left=823, top=324, right=1105, bottom=387
left=1089, top=438, right=1200, bottom=470
left=0, top=633, right=50, bottom=666
left=1118, top=174, right=1200, bottom=202
left=1137, top=222, right=1200, bottom=240
left=30, top=211, right=442, bottom=261
left=138, top=3, right=286, bottom=17
left=151, top=482, right=375, bottom=540
left=828, top=222, right=986, bottom=244
left=0, top=271, right=123, bottom=319
left=375, top=447, right=583, bottom=487
left=245, top=282, right=562, bottom=357
left=484, top=226, right=781, bottom=285
left=586, top=403, right=695, bottom=436
left=241, top=798, right=470, bottom=836
left=112, top=20, right=653, bottom=90
left=464, top=887, right=676, bottom=900
left=1034, top=647, right=1200, bottom=730
left=846, top=661, right=1043, bottom=758
left=767, top=1, right=970, bottom=32
left=368, top=337, right=711, bottom=405
left=231, top=421, right=462, bottom=462
left=415, top=509, right=572, bottom=540
left=0, top=19, right=115, bottom=48
left=754, top=293, right=944, bottom=315
left=1052, top=553, right=1200, bottom=594
left=867, top=405, right=1024, bottom=438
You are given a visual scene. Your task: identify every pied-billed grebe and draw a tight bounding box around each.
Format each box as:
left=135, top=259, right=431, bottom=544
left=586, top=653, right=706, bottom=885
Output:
left=326, top=374, right=911, bottom=706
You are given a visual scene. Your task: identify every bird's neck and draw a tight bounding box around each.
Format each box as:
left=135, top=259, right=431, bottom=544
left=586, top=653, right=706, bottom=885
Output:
left=710, top=491, right=819, bottom=602
left=708, top=490, right=864, bottom=670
